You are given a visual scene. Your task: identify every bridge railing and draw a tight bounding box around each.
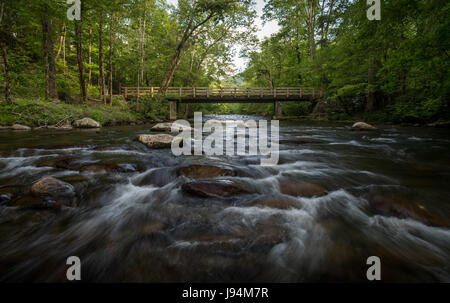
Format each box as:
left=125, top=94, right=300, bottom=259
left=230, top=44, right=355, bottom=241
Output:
left=121, top=87, right=323, bottom=99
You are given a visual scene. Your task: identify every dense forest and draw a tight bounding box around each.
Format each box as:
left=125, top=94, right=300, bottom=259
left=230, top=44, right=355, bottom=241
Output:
left=0, top=0, right=449, bottom=125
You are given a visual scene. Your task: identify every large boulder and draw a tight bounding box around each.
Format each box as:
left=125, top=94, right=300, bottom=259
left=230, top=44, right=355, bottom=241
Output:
left=138, top=134, right=181, bottom=149
left=182, top=180, right=251, bottom=197
left=178, top=165, right=236, bottom=179
left=280, top=180, right=326, bottom=197
left=11, top=124, right=31, bottom=131
left=31, top=176, right=75, bottom=198
left=73, top=117, right=101, bottom=128
left=152, top=122, right=191, bottom=132
left=351, top=122, right=377, bottom=131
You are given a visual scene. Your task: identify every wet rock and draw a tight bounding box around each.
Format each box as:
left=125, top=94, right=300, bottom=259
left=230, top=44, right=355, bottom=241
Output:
left=370, top=196, right=450, bottom=228
left=280, top=180, right=326, bottom=197
left=151, top=122, right=191, bottom=132
left=37, top=158, right=82, bottom=170
left=351, top=122, right=377, bottom=131
left=141, top=222, right=165, bottom=235
left=0, top=186, right=21, bottom=205
left=79, top=163, right=124, bottom=174
left=134, top=168, right=177, bottom=187
left=252, top=195, right=302, bottom=210
left=59, top=175, right=89, bottom=183
left=73, top=117, right=101, bottom=128
left=182, top=180, right=251, bottom=197
left=178, top=165, right=237, bottom=179
left=11, top=124, right=31, bottom=131
left=137, top=134, right=181, bottom=149
left=9, top=195, right=52, bottom=209
left=31, top=177, right=75, bottom=199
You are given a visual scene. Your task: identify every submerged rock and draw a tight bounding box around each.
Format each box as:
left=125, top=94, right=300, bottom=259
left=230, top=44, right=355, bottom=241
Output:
left=178, top=165, right=237, bottom=179
left=279, top=139, right=315, bottom=145
left=351, top=122, right=377, bottom=131
left=370, top=196, right=450, bottom=228
left=79, top=163, right=124, bottom=173
left=31, top=177, right=75, bottom=199
left=182, top=180, right=251, bottom=197
left=251, top=195, right=302, bottom=210
left=73, top=117, right=101, bottom=128
left=37, top=157, right=82, bottom=170
left=280, top=180, right=326, bottom=197
left=133, top=168, right=177, bottom=187
left=11, top=124, right=31, bottom=131
left=0, top=186, right=21, bottom=205
left=59, top=175, right=89, bottom=183
left=9, top=196, right=49, bottom=209
left=8, top=177, right=75, bottom=209
left=138, top=134, right=181, bottom=149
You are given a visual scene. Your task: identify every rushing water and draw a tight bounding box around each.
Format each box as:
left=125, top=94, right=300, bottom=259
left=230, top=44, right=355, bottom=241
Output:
left=0, top=115, right=449, bottom=282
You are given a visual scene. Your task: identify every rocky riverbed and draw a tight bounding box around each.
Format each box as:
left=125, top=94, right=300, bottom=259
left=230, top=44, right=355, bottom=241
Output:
left=0, top=115, right=449, bottom=282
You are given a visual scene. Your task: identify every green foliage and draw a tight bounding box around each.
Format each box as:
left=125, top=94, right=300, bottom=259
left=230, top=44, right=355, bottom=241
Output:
left=0, top=99, right=141, bottom=127
left=386, top=98, right=442, bottom=123
left=241, top=0, right=449, bottom=122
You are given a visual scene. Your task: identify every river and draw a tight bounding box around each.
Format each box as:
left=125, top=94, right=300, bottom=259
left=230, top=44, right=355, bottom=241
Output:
left=1, top=115, right=449, bottom=282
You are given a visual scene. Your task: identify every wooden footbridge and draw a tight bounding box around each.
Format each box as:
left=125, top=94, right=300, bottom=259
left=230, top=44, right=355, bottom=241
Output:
left=121, top=87, right=323, bottom=120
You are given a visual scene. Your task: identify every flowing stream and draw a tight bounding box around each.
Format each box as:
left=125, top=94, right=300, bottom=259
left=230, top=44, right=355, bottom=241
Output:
left=0, top=115, right=449, bottom=282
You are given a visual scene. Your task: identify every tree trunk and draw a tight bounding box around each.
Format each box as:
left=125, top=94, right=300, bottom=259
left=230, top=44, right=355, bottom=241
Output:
left=159, top=12, right=213, bottom=92
left=98, top=10, right=106, bottom=104
left=159, top=10, right=216, bottom=92
left=159, top=34, right=190, bottom=92
left=75, top=10, right=86, bottom=103
left=88, top=26, right=92, bottom=86
left=42, top=5, right=57, bottom=100
left=109, top=14, right=114, bottom=105
left=308, top=0, right=316, bottom=61
left=1, top=45, right=11, bottom=103
left=63, top=24, right=66, bottom=75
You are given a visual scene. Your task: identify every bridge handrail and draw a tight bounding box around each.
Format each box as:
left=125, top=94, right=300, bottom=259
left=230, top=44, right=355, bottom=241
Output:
left=121, top=87, right=323, bottom=99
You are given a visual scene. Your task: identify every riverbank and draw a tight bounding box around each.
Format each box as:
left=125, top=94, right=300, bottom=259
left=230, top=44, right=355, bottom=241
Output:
left=0, top=98, right=150, bottom=128
left=278, top=115, right=450, bottom=128
left=2, top=99, right=449, bottom=129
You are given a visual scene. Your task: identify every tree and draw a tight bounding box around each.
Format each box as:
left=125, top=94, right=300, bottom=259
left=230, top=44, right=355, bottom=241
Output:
left=41, top=0, right=58, bottom=100
left=159, top=0, right=254, bottom=92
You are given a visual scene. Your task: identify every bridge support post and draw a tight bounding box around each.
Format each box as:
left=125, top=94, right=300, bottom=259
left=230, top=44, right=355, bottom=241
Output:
left=170, top=101, right=178, bottom=120
left=274, top=101, right=282, bottom=119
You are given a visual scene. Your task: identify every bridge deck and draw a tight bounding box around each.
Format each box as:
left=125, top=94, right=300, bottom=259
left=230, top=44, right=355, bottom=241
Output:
left=121, top=87, right=323, bottom=102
